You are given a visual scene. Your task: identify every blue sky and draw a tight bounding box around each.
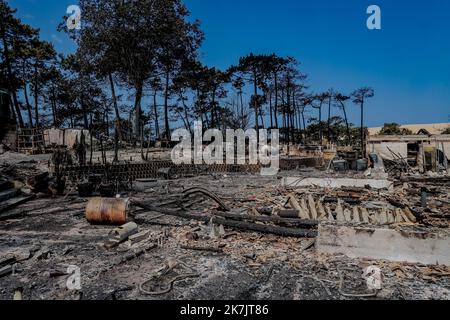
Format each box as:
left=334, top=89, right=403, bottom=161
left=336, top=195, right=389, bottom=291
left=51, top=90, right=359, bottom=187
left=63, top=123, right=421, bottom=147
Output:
left=9, top=0, right=450, bottom=127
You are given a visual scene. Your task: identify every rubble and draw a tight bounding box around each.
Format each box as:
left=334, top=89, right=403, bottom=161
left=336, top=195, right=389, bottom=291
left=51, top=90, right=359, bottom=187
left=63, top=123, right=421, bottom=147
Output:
left=0, top=145, right=448, bottom=300
left=1, top=0, right=449, bottom=303
left=104, top=222, right=139, bottom=249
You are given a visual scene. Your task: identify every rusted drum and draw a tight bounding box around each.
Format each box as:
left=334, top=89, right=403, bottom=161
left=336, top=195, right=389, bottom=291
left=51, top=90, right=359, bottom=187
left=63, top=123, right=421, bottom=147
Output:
left=85, top=197, right=130, bottom=225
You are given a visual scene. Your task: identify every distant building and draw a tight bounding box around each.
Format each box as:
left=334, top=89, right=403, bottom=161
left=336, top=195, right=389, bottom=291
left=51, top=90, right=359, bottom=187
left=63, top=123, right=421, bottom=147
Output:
left=367, top=133, right=450, bottom=172
left=367, top=123, right=450, bottom=167
left=368, top=123, right=450, bottom=136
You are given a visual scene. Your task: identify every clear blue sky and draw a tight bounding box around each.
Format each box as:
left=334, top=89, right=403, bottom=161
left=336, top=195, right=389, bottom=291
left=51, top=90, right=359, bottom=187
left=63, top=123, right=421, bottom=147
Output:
left=9, top=0, right=450, bottom=127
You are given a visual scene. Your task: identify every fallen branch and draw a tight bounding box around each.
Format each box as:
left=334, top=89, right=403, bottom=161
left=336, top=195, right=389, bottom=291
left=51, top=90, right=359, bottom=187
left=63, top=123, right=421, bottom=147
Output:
left=133, top=201, right=317, bottom=238
left=211, top=216, right=317, bottom=238
left=213, top=210, right=318, bottom=228
left=0, top=195, right=35, bottom=216
left=180, top=244, right=223, bottom=253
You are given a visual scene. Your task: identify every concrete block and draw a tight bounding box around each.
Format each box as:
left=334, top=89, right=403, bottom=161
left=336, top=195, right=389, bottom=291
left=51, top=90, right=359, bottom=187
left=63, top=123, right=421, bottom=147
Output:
left=129, top=230, right=151, bottom=244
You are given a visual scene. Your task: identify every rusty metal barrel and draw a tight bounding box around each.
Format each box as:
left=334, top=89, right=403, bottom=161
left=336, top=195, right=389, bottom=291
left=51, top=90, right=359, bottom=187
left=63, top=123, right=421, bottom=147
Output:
left=85, top=197, right=130, bottom=225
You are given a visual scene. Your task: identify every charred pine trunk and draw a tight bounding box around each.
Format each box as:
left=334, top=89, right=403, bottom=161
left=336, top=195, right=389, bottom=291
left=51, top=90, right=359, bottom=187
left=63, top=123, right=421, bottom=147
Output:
left=23, top=81, right=33, bottom=128
left=340, top=102, right=351, bottom=145
left=274, top=71, right=279, bottom=129
left=253, top=69, right=259, bottom=143
left=108, top=72, right=123, bottom=141
left=163, top=70, right=170, bottom=141
left=133, top=82, right=143, bottom=144
left=50, top=89, right=57, bottom=127
left=153, top=89, right=160, bottom=139
left=33, top=63, right=39, bottom=127
left=1, top=25, right=24, bottom=127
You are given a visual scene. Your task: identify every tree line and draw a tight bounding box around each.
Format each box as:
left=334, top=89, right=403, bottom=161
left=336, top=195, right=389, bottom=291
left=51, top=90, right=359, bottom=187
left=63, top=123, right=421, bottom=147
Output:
left=0, top=0, right=374, bottom=147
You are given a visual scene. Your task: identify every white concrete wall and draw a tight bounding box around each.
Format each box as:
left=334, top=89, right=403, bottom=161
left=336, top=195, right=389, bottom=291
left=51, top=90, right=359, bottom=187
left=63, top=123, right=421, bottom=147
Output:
left=317, top=224, right=450, bottom=266
left=368, top=142, right=408, bottom=160
left=438, top=142, right=450, bottom=159
left=368, top=139, right=450, bottom=161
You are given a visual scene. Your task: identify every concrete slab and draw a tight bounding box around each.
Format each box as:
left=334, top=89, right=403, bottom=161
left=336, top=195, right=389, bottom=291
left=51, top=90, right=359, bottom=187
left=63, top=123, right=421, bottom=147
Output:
left=317, top=224, right=450, bottom=266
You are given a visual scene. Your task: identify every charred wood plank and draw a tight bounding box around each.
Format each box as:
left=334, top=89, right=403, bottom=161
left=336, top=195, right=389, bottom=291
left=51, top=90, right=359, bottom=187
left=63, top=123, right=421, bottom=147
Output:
left=133, top=201, right=317, bottom=238
left=213, top=210, right=318, bottom=228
